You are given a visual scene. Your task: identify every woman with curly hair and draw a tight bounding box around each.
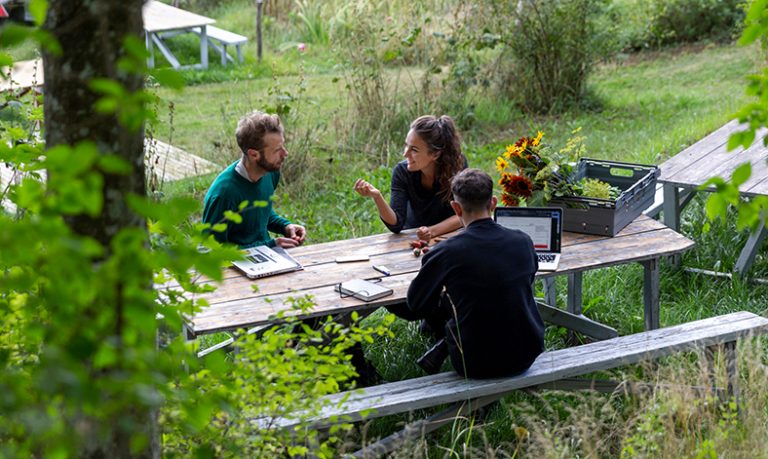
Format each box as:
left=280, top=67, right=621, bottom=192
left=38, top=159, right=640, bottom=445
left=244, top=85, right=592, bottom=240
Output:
left=354, top=115, right=467, bottom=241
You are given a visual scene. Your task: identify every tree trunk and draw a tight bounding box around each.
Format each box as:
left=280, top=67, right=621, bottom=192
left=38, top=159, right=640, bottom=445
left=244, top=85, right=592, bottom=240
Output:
left=42, top=1, right=155, bottom=457
left=43, top=0, right=146, bottom=246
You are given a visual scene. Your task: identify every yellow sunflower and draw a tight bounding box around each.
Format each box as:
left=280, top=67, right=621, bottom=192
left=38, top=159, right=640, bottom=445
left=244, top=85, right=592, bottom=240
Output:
left=495, top=156, right=509, bottom=172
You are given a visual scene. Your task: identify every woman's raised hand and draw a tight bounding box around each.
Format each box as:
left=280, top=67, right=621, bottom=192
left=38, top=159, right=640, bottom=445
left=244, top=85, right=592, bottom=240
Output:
left=354, top=178, right=381, bottom=198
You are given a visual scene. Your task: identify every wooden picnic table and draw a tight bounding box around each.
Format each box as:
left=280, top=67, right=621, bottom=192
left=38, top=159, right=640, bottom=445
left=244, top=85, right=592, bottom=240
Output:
left=142, top=0, right=215, bottom=70
left=181, top=214, right=694, bottom=340
left=660, top=119, right=768, bottom=276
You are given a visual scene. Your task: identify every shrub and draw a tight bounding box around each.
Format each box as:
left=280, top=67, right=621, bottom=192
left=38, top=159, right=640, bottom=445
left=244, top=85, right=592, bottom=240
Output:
left=613, top=0, right=746, bottom=50
left=646, top=0, right=745, bottom=48
left=432, top=0, right=614, bottom=115
left=499, top=0, right=613, bottom=113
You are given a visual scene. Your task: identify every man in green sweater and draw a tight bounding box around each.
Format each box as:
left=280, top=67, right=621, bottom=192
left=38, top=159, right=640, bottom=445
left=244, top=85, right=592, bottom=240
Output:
left=202, top=111, right=306, bottom=248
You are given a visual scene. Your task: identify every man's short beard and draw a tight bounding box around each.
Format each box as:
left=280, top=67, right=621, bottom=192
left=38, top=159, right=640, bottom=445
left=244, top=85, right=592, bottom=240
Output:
left=255, top=155, right=281, bottom=172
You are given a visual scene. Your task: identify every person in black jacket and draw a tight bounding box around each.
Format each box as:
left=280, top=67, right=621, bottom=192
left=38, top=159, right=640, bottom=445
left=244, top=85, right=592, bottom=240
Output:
left=353, top=115, right=466, bottom=241
left=397, top=168, right=545, bottom=378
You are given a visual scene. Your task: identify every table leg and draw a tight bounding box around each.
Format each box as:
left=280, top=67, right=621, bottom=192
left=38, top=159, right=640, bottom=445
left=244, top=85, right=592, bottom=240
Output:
left=542, top=277, right=556, bottom=307
left=662, top=184, right=680, bottom=231
left=642, top=258, right=660, bottom=330
left=151, top=34, right=180, bottom=68
left=663, top=183, right=682, bottom=267
left=145, top=32, right=155, bottom=69
left=734, top=216, right=767, bottom=278
left=567, top=272, right=583, bottom=315
left=200, top=25, right=209, bottom=69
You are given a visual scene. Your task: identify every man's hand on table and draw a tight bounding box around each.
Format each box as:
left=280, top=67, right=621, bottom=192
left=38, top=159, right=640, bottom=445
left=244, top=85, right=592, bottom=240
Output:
left=278, top=224, right=306, bottom=248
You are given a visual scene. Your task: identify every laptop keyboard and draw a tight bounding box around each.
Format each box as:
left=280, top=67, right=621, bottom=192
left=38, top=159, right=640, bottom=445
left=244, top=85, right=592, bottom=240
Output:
left=537, top=253, right=557, bottom=263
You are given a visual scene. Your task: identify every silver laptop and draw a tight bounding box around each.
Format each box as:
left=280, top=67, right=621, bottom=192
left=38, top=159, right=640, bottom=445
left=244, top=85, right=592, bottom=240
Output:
left=232, top=245, right=303, bottom=279
left=493, top=207, right=563, bottom=271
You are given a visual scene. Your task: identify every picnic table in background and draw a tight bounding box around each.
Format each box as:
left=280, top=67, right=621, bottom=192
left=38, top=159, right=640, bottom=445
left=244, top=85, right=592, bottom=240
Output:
left=182, top=214, right=694, bottom=345
left=0, top=58, right=43, bottom=93
left=142, top=0, right=215, bottom=70
left=659, top=119, right=768, bottom=277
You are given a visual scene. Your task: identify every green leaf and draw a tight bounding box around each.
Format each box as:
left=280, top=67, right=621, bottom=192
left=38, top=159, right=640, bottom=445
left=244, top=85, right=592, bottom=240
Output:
left=123, top=34, right=149, bottom=60
left=736, top=205, right=759, bottom=231
left=98, top=154, right=132, bottom=174
left=31, top=29, right=61, bottom=54
left=0, top=53, right=13, bottom=68
left=699, top=176, right=726, bottom=191
left=727, top=130, right=754, bottom=151
left=211, top=223, right=228, bottom=233
left=238, top=200, right=250, bottom=211
left=705, top=194, right=727, bottom=221
left=223, top=210, right=242, bottom=224
left=731, top=162, right=751, bottom=187
left=0, top=24, right=33, bottom=47
left=94, top=98, right=119, bottom=113
left=29, top=0, right=48, bottom=26
left=90, top=78, right=126, bottom=97
left=739, top=24, right=762, bottom=45
left=151, top=68, right=185, bottom=90
left=745, top=0, right=768, bottom=22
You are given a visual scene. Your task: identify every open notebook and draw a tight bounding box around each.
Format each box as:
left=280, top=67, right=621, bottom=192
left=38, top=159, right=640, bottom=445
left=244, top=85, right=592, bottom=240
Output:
left=232, top=245, right=303, bottom=279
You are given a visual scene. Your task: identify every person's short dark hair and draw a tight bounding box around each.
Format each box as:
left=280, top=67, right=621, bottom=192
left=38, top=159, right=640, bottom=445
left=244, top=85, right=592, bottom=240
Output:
left=451, top=168, right=493, bottom=213
left=236, top=111, right=283, bottom=155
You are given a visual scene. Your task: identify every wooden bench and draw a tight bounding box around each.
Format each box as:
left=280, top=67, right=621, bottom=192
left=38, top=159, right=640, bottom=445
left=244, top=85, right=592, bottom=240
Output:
left=259, top=311, right=768, bottom=457
left=194, top=25, right=248, bottom=65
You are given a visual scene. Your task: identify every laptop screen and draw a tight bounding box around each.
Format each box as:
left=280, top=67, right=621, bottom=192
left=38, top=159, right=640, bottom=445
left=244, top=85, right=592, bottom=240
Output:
left=493, top=207, right=563, bottom=253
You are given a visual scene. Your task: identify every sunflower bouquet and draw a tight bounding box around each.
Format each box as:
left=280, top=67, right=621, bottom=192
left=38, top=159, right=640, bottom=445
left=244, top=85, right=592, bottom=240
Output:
left=495, top=131, right=577, bottom=207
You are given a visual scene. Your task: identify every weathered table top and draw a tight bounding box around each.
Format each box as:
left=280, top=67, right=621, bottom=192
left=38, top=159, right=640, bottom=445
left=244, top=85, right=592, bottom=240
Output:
left=143, top=0, right=215, bottom=33
left=181, top=215, right=694, bottom=338
left=659, top=119, right=768, bottom=197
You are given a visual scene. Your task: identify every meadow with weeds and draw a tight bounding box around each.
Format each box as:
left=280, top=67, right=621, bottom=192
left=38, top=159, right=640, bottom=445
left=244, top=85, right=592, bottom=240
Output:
left=3, top=0, right=768, bottom=456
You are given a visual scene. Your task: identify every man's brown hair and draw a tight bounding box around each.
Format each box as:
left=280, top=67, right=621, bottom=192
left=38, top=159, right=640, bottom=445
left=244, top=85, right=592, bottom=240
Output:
left=236, top=111, right=283, bottom=155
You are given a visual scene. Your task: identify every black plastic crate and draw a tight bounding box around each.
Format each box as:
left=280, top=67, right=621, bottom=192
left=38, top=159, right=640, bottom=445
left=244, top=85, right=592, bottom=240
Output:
left=548, top=158, right=660, bottom=236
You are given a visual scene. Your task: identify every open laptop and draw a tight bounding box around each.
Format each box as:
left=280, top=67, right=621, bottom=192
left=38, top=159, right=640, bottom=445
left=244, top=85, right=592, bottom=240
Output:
left=232, top=245, right=303, bottom=279
left=493, top=206, right=563, bottom=271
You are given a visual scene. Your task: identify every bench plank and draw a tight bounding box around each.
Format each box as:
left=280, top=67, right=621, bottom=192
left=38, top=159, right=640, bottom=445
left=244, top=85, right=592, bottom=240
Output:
left=264, top=311, right=768, bottom=430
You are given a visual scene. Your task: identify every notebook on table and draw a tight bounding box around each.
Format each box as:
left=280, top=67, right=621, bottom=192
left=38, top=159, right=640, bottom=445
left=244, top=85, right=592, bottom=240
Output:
left=493, top=206, right=563, bottom=271
left=232, top=245, right=303, bottom=279
left=335, top=279, right=393, bottom=302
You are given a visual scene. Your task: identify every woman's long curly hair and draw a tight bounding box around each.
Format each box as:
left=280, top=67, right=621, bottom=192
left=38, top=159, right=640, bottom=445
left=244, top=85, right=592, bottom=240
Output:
left=409, top=115, right=464, bottom=202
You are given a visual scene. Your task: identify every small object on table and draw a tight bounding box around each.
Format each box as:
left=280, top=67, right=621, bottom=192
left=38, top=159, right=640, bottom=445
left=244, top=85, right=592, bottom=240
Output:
left=410, top=239, right=429, bottom=257
left=372, top=265, right=391, bottom=276
left=335, top=254, right=370, bottom=263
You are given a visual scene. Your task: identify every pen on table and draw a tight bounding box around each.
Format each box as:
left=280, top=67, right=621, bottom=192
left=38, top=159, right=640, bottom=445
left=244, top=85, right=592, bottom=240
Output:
left=372, top=265, right=390, bottom=276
